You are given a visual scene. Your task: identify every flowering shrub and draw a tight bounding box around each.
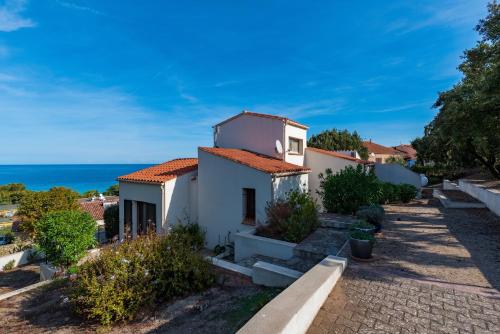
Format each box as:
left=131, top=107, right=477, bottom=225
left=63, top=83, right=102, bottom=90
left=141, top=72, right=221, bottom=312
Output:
left=71, top=230, right=213, bottom=325
left=257, top=190, right=319, bottom=243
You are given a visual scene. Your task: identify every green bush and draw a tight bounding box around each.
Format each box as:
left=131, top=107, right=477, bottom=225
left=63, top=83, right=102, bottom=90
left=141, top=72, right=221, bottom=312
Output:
left=35, top=210, right=97, bottom=268
left=378, top=182, right=400, bottom=204
left=103, top=204, right=119, bottom=239
left=318, top=165, right=381, bottom=214
left=257, top=190, right=319, bottom=243
left=356, top=204, right=385, bottom=225
left=399, top=184, right=418, bottom=203
left=71, top=233, right=214, bottom=325
left=3, top=259, right=15, bottom=271
left=170, top=222, right=205, bottom=251
left=103, top=184, right=119, bottom=196
left=349, top=230, right=375, bottom=241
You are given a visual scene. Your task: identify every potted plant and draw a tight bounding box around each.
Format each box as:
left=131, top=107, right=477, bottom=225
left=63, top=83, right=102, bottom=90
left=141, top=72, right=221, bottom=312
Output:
left=349, top=230, right=375, bottom=259
left=349, top=220, right=376, bottom=234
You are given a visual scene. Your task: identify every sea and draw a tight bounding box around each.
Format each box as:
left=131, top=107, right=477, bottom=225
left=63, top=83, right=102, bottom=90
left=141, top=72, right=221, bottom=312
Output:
left=0, top=164, right=153, bottom=193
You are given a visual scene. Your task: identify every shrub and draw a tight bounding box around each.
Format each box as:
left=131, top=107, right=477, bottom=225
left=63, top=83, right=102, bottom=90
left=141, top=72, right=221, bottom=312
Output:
left=349, top=230, right=375, bottom=241
left=399, top=184, right=418, bottom=203
left=103, top=184, right=119, bottom=196
left=17, top=187, right=81, bottom=237
left=378, top=182, right=400, bottom=204
left=3, top=259, right=15, bottom=271
left=71, top=233, right=214, bottom=325
left=318, top=165, right=381, bottom=214
left=35, top=210, right=97, bottom=268
left=350, top=220, right=375, bottom=230
left=356, top=204, right=385, bottom=225
left=103, top=204, right=119, bottom=239
left=170, top=222, right=205, bottom=251
left=257, top=190, right=319, bottom=243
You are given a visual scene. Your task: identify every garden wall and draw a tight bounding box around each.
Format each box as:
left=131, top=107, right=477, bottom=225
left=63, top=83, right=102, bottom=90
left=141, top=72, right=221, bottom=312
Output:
left=0, top=248, right=35, bottom=271
left=234, top=229, right=296, bottom=262
left=459, top=180, right=500, bottom=216
left=374, top=163, right=422, bottom=189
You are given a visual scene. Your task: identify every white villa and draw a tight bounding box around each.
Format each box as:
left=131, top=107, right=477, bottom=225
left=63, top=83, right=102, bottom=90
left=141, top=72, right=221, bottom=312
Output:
left=117, top=111, right=366, bottom=248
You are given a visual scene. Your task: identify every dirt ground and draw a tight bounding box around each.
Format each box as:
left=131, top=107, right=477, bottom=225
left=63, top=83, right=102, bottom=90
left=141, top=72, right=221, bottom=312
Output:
left=0, top=268, right=277, bottom=334
left=0, top=263, right=40, bottom=294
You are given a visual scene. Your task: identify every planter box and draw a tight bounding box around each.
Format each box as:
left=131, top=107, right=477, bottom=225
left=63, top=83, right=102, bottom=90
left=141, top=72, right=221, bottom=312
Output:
left=234, top=229, right=297, bottom=262
left=0, top=249, right=36, bottom=271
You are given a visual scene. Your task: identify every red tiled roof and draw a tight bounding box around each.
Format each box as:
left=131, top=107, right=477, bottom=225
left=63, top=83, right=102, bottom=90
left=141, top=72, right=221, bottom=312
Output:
left=214, top=110, right=309, bottom=130
left=79, top=201, right=105, bottom=220
left=79, top=197, right=119, bottom=221
left=393, top=144, right=417, bottom=160
left=117, top=158, right=198, bottom=184
left=362, top=141, right=402, bottom=155
left=306, top=147, right=370, bottom=164
left=199, top=147, right=311, bottom=175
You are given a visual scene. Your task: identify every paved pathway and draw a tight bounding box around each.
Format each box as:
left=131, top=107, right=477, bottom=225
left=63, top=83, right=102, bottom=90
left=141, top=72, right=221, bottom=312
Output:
left=309, top=199, right=500, bottom=334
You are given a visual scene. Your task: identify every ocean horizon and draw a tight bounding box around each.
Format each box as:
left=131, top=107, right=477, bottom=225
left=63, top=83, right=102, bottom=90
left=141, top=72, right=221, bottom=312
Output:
left=0, top=164, right=153, bottom=193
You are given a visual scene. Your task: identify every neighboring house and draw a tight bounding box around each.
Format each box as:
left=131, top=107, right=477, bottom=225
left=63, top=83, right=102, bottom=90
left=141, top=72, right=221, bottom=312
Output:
left=362, top=140, right=405, bottom=164
left=305, top=147, right=368, bottom=208
left=118, top=110, right=367, bottom=248
left=393, top=144, right=417, bottom=167
left=79, top=195, right=119, bottom=243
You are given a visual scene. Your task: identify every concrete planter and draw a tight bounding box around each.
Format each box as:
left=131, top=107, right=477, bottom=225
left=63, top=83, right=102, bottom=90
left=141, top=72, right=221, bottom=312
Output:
left=234, top=229, right=297, bottom=262
left=350, top=226, right=376, bottom=235
left=349, top=237, right=374, bottom=259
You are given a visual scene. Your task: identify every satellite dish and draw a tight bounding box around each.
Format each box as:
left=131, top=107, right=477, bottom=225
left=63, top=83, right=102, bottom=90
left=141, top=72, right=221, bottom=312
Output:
left=275, top=140, right=283, bottom=154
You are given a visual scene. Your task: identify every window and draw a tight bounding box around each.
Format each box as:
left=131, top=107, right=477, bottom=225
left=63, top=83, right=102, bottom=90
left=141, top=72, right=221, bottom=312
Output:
left=242, top=188, right=256, bottom=225
left=124, top=200, right=132, bottom=239
left=288, top=137, right=303, bottom=154
left=376, top=158, right=383, bottom=163
left=137, top=201, right=156, bottom=235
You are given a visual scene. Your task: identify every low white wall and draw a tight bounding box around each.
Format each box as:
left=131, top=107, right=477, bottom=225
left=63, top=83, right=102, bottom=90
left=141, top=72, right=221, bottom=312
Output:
left=0, top=249, right=35, bottom=271
left=234, top=229, right=297, bottom=262
left=252, top=261, right=302, bottom=287
left=238, top=255, right=347, bottom=334
left=443, top=179, right=459, bottom=190
left=459, top=180, right=500, bottom=216
left=374, top=163, right=422, bottom=189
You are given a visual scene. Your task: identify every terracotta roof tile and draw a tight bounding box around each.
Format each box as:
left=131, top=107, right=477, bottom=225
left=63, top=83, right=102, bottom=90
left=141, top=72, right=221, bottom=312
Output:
left=214, top=110, right=308, bottom=130
left=199, top=147, right=310, bottom=175
left=362, top=141, right=402, bottom=155
left=79, top=201, right=105, bottom=220
left=117, top=158, right=198, bottom=184
left=306, top=147, right=370, bottom=164
left=393, top=144, right=417, bottom=160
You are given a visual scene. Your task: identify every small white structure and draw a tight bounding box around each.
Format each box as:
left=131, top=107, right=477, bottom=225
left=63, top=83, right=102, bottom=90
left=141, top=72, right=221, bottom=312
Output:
left=117, top=111, right=368, bottom=248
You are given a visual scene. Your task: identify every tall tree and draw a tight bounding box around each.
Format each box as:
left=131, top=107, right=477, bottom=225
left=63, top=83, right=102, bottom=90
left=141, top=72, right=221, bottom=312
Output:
left=413, top=2, right=500, bottom=179
left=308, top=129, right=369, bottom=160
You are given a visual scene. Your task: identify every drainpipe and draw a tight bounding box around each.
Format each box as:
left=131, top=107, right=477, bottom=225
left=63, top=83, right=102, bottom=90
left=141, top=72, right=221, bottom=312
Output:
left=282, top=121, right=286, bottom=161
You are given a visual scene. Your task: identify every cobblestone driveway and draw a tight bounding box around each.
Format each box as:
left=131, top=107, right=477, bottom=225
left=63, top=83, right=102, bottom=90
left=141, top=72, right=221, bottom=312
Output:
left=309, top=199, right=500, bottom=334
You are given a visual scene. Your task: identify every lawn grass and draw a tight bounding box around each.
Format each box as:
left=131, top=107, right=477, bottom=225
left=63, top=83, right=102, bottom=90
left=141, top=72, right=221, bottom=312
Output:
left=222, top=288, right=281, bottom=331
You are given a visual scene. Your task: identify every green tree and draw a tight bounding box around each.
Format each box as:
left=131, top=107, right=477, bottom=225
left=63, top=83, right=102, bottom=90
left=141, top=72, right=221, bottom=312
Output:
left=385, top=156, right=407, bottom=166
left=81, top=190, right=100, bottom=198
left=35, top=210, right=97, bottom=268
left=307, top=129, right=369, bottom=160
left=413, top=3, right=500, bottom=179
left=0, top=183, right=28, bottom=204
left=17, top=187, right=81, bottom=237
left=103, top=204, right=119, bottom=239
left=103, top=184, right=119, bottom=196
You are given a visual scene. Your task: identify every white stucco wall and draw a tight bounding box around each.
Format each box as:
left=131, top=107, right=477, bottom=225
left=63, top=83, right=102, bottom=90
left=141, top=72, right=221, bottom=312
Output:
left=459, top=180, right=500, bottom=216
left=119, top=181, right=163, bottom=236
left=304, top=149, right=359, bottom=209
left=374, top=163, right=422, bottom=189
left=164, top=170, right=198, bottom=226
left=198, top=149, right=273, bottom=248
left=273, top=173, right=309, bottom=200
left=214, top=114, right=284, bottom=159
left=284, top=124, right=307, bottom=166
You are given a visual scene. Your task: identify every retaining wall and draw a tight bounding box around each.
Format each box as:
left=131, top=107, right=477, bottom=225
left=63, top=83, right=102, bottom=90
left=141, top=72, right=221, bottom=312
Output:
left=0, top=249, right=35, bottom=271
left=234, top=229, right=297, bottom=262
left=459, top=180, right=500, bottom=216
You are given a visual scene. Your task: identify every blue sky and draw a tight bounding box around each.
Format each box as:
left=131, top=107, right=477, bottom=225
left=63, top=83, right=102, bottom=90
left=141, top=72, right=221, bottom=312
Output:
left=0, top=0, right=490, bottom=164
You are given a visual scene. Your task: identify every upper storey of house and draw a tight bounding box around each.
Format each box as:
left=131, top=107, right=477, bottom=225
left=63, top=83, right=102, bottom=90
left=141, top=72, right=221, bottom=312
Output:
left=213, top=111, right=309, bottom=166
